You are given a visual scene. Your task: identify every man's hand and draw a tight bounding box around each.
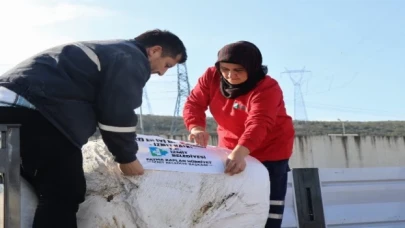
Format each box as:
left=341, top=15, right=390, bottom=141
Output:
left=188, top=126, right=210, bottom=147
left=225, top=145, right=250, bottom=176
left=119, top=159, right=145, bottom=176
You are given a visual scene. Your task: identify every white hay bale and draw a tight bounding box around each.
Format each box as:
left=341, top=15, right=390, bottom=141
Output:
left=17, top=135, right=270, bottom=228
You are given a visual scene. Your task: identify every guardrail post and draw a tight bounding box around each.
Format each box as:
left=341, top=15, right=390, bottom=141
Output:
left=0, top=124, right=21, bottom=228
left=292, top=168, right=326, bottom=228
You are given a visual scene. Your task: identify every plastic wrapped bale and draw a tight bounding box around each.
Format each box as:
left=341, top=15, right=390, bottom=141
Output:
left=19, top=136, right=271, bottom=228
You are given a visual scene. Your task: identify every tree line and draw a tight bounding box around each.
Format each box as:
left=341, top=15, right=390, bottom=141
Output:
left=91, top=115, right=405, bottom=137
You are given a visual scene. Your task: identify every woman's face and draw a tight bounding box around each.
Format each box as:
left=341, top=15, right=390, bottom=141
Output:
left=219, top=62, right=248, bottom=85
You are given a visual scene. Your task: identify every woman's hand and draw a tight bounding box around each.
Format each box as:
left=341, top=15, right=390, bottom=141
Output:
left=225, top=145, right=250, bottom=176
left=188, top=126, right=210, bottom=147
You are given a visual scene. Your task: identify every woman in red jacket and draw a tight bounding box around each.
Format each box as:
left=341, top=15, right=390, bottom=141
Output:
left=183, top=41, right=295, bottom=228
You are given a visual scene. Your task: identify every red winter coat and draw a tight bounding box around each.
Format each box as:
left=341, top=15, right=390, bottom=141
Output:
left=183, top=67, right=295, bottom=162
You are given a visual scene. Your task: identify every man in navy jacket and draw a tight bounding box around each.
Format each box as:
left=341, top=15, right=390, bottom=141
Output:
left=0, top=29, right=187, bottom=228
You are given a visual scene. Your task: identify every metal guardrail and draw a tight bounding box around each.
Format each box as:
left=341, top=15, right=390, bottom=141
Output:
left=292, top=168, right=326, bottom=228
left=282, top=167, right=405, bottom=227
left=0, top=124, right=21, bottom=228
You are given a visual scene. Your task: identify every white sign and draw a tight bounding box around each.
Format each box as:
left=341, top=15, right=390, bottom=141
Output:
left=135, top=134, right=229, bottom=174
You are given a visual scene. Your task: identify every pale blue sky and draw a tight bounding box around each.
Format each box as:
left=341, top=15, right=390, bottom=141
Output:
left=0, top=0, right=404, bottom=121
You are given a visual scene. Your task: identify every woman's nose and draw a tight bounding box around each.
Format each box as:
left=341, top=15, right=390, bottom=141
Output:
left=228, top=71, right=238, bottom=79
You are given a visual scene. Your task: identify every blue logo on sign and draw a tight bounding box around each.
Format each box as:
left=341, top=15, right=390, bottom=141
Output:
left=149, top=147, right=169, bottom=157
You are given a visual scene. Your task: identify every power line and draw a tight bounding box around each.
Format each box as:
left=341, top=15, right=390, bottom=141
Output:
left=283, top=99, right=405, bottom=119
left=303, top=46, right=385, bottom=96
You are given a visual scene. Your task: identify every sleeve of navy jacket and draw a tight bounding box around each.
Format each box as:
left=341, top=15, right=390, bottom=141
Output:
left=96, top=52, right=149, bottom=164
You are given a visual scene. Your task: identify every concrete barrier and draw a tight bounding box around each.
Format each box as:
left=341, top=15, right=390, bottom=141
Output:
left=162, top=134, right=405, bottom=168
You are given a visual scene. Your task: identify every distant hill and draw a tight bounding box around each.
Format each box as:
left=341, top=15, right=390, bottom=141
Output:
left=92, top=114, right=405, bottom=137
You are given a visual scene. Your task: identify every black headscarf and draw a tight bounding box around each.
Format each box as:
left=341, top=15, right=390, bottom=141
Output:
left=215, top=41, right=268, bottom=99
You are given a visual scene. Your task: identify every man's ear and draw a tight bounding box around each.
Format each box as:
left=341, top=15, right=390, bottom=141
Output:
left=148, top=45, right=162, bottom=55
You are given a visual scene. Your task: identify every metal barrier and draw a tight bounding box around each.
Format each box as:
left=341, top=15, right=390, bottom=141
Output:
left=292, top=168, right=326, bottom=228
left=282, top=167, right=405, bottom=227
left=0, top=124, right=21, bottom=228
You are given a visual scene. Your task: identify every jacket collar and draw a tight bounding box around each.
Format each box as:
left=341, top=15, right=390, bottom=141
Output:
left=131, top=40, right=148, bottom=58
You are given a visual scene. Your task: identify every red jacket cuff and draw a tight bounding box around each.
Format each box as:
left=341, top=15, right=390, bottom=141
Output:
left=238, top=138, right=257, bottom=154
left=188, top=123, right=205, bottom=132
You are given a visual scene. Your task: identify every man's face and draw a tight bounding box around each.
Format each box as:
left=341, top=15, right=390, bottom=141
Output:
left=147, top=46, right=182, bottom=76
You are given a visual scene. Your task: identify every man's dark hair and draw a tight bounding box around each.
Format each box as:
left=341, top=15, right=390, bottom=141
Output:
left=135, top=29, right=187, bottom=63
